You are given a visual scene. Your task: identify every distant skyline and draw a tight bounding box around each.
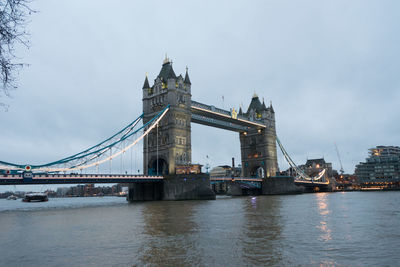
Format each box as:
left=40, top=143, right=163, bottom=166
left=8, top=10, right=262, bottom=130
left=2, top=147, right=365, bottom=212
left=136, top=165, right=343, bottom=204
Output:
left=1, top=0, right=400, bottom=192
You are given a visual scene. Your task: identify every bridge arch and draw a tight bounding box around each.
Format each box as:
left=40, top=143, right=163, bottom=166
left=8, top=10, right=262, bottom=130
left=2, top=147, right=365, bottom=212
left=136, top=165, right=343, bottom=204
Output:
left=250, top=165, right=265, bottom=178
left=148, top=156, right=169, bottom=176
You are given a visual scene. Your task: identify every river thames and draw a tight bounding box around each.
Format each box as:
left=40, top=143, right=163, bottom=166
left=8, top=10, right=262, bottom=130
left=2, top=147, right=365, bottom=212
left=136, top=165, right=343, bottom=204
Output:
left=1, top=191, right=399, bottom=266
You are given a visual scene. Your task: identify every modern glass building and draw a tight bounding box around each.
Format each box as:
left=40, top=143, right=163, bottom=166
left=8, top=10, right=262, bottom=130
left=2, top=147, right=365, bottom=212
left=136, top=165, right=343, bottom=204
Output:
left=355, top=146, right=400, bottom=182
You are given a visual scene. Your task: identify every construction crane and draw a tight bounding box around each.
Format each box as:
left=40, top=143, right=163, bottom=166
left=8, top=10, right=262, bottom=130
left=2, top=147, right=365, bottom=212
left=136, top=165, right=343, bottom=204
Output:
left=334, top=142, right=345, bottom=175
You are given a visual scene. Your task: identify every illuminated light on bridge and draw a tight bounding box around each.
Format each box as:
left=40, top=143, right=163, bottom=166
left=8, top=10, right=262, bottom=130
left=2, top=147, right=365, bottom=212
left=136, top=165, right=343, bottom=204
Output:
left=276, top=137, right=329, bottom=183
left=0, top=105, right=170, bottom=174
left=0, top=173, right=163, bottom=185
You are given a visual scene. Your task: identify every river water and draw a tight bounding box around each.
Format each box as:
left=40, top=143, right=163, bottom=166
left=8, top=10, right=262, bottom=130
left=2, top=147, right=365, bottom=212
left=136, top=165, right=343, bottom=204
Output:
left=1, top=192, right=399, bottom=266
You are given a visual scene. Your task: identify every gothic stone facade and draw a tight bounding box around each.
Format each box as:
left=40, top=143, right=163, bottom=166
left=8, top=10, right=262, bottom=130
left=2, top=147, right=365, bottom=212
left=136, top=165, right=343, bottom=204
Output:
left=239, top=95, right=278, bottom=178
left=142, top=58, right=192, bottom=175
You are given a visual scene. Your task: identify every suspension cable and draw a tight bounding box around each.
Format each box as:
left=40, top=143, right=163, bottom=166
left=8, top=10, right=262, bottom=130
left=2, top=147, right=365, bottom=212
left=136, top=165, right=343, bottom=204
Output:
left=0, top=106, right=169, bottom=173
left=38, top=106, right=170, bottom=172
left=276, top=136, right=325, bottom=181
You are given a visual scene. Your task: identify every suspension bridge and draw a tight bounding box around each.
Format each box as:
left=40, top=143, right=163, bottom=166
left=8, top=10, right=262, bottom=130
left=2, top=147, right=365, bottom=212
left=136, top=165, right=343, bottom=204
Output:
left=0, top=103, right=327, bottom=189
left=0, top=105, right=170, bottom=186
left=0, top=58, right=331, bottom=199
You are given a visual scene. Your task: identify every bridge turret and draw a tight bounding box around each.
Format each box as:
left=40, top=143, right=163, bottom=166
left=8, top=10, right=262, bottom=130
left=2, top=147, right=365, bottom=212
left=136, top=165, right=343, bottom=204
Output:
left=142, top=75, right=152, bottom=115
left=261, top=99, right=268, bottom=120
left=142, top=57, right=192, bottom=175
left=143, top=75, right=150, bottom=90
left=269, top=101, right=275, bottom=113
left=240, top=94, right=278, bottom=178
left=184, top=67, right=191, bottom=92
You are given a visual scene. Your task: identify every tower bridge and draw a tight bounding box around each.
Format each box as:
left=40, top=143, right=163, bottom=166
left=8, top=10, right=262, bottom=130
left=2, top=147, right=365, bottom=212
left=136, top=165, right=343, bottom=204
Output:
left=142, top=57, right=278, bottom=179
left=0, top=57, right=331, bottom=200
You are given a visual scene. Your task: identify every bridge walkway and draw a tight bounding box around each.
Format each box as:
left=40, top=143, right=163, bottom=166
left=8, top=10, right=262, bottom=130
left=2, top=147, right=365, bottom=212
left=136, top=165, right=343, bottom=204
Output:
left=0, top=173, right=163, bottom=185
left=191, top=100, right=265, bottom=132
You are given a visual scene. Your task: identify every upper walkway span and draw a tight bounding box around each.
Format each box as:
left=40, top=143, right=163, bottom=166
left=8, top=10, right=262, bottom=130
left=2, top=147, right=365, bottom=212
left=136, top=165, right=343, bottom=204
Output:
left=191, top=100, right=266, bottom=132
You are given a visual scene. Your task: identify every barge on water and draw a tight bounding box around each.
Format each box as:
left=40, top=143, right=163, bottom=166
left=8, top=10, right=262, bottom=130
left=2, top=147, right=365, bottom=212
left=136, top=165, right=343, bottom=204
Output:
left=22, top=193, right=48, bottom=202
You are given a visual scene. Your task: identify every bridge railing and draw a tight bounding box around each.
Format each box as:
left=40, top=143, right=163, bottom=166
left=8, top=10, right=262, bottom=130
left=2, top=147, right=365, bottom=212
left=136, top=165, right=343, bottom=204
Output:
left=0, top=173, right=163, bottom=179
left=210, top=177, right=263, bottom=182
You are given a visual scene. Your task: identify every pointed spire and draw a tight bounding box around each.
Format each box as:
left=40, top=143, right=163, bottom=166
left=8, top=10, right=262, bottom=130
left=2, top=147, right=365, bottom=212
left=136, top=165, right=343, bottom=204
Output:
left=142, top=75, right=150, bottom=89
left=262, top=97, right=267, bottom=110
left=270, top=100, right=275, bottom=113
left=239, top=106, right=243, bottom=115
left=163, top=53, right=170, bottom=65
left=184, top=66, right=191, bottom=84
left=158, top=57, right=176, bottom=81
left=246, top=93, right=263, bottom=114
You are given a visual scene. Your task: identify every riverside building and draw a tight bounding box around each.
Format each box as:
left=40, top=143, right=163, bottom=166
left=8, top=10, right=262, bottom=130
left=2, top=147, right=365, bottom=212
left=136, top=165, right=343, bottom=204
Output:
left=209, top=165, right=242, bottom=178
left=355, top=146, right=400, bottom=182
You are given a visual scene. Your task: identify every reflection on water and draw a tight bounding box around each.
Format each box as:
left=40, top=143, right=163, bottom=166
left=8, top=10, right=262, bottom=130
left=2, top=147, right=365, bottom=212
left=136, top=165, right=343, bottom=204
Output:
left=136, top=196, right=286, bottom=265
left=138, top=201, right=199, bottom=266
left=1, top=192, right=400, bottom=266
left=241, top=196, right=283, bottom=265
left=316, top=193, right=332, bottom=242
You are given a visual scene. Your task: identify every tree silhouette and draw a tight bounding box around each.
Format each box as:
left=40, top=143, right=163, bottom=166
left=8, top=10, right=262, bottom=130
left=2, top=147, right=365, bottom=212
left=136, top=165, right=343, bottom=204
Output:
left=0, top=0, right=33, bottom=110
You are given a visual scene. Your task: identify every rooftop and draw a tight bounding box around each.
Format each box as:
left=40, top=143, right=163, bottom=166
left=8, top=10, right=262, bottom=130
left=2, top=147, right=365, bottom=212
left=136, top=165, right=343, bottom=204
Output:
left=246, top=95, right=267, bottom=114
left=157, top=57, right=177, bottom=81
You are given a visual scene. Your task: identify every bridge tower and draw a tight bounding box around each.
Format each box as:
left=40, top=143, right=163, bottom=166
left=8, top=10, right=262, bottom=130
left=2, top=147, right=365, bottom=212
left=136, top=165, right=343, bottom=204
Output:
left=142, top=57, right=192, bottom=175
left=239, top=94, right=278, bottom=178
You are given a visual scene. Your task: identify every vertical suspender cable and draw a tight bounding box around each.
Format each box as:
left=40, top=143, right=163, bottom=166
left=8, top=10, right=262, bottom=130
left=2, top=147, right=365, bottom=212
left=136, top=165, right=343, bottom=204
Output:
left=157, top=123, right=159, bottom=175
left=131, top=136, right=133, bottom=174
left=135, top=133, right=138, bottom=174
left=120, top=143, right=123, bottom=174
left=146, top=126, right=149, bottom=175
left=110, top=147, right=112, bottom=174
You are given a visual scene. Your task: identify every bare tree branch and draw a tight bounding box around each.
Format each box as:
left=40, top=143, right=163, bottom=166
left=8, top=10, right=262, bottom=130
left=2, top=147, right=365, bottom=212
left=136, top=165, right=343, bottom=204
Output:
left=0, top=0, right=34, bottom=109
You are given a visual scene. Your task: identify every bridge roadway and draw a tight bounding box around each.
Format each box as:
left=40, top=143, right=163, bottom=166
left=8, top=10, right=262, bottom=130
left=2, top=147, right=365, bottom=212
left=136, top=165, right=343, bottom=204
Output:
left=294, top=180, right=329, bottom=186
left=0, top=173, right=262, bottom=186
left=294, top=179, right=331, bottom=192
left=191, top=100, right=266, bottom=132
left=212, top=177, right=330, bottom=191
left=210, top=177, right=263, bottom=182
left=210, top=177, right=263, bottom=189
left=0, top=173, right=163, bottom=185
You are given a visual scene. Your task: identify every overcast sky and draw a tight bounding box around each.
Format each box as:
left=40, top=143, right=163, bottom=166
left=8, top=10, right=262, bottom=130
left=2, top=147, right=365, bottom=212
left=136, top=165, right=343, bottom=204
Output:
left=1, top=0, right=400, bottom=192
